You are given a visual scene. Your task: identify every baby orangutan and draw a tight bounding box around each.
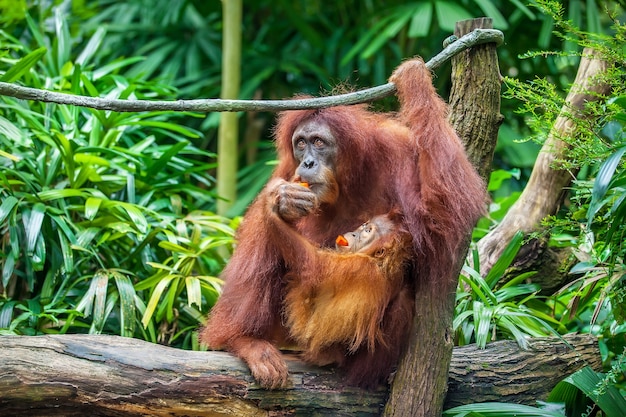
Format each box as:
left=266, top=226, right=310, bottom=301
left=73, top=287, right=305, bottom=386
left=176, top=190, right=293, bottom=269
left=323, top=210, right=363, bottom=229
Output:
left=268, top=201, right=414, bottom=385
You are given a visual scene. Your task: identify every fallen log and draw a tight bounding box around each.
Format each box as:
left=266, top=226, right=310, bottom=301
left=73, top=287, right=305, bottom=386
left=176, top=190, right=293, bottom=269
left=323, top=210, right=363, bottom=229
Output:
left=0, top=333, right=600, bottom=416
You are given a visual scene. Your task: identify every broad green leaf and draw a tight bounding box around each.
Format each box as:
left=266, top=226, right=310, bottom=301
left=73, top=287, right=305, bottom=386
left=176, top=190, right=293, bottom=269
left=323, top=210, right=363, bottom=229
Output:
left=434, top=1, right=473, bottom=32
left=159, top=240, right=194, bottom=254
left=587, top=146, right=626, bottom=225
left=141, top=275, right=175, bottom=328
left=0, top=300, right=17, bottom=328
left=0, top=195, right=18, bottom=224
left=25, top=203, right=46, bottom=254
left=474, top=0, right=509, bottom=29
left=146, top=140, right=190, bottom=177
left=49, top=214, right=77, bottom=244
left=126, top=120, right=200, bottom=138
left=0, top=47, right=47, bottom=82
left=407, top=3, right=433, bottom=38
left=550, top=366, right=626, bottom=417
left=57, top=229, right=74, bottom=274
left=361, top=11, right=413, bottom=59
left=0, top=116, right=26, bottom=147
left=54, top=7, right=71, bottom=72
left=31, top=232, right=46, bottom=272
left=443, top=402, right=566, bottom=416
left=90, top=271, right=110, bottom=334
left=473, top=301, right=493, bottom=348
left=487, top=168, right=520, bottom=192
left=92, top=56, right=145, bottom=80
left=485, top=231, right=524, bottom=289
left=603, top=194, right=626, bottom=246
left=2, top=251, right=16, bottom=288
left=76, top=26, right=107, bottom=67
left=85, top=197, right=103, bottom=221
left=112, top=271, right=136, bottom=337
left=185, top=276, right=202, bottom=309
left=37, top=189, right=85, bottom=201
left=0, top=149, right=20, bottom=162
left=460, top=268, right=497, bottom=305
left=118, top=203, right=149, bottom=235
left=497, top=314, right=530, bottom=349
left=74, top=153, right=111, bottom=167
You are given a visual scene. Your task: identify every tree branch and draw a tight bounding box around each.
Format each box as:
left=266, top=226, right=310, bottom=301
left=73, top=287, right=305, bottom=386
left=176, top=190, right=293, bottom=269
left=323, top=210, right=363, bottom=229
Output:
left=0, top=334, right=599, bottom=416
left=0, top=29, right=503, bottom=113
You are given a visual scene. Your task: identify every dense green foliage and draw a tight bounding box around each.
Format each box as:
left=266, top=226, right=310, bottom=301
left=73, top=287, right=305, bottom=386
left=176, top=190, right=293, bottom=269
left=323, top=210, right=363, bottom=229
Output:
left=0, top=9, right=234, bottom=348
left=0, top=0, right=625, bottom=414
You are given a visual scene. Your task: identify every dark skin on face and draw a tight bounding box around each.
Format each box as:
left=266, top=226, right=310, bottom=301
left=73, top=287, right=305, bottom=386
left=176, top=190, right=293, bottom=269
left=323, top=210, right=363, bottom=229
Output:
left=270, top=119, right=340, bottom=222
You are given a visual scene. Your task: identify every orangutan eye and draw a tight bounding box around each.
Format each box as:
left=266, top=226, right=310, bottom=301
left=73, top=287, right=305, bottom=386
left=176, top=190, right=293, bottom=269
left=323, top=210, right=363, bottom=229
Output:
left=313, top=138, right=325, bottom=148
left=295, top=138, right=306, bottom=150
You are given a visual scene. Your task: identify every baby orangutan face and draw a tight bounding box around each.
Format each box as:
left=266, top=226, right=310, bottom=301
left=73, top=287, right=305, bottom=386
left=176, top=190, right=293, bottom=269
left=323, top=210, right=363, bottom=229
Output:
left=335, top=215, right=395, bottom=254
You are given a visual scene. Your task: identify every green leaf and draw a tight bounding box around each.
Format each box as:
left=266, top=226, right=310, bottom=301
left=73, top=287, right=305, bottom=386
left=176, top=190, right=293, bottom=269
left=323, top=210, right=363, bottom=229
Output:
left=473, top=301, right=494, bottom=348
left=487, top=168, right=520, bottom=192
left=550, top=366, right=626, bottom=417
left=85, top=197, right=103, bottom=221
left=434, top=1, right=473, bottom=32
left=74, top=153, right=111, bottom=167
left=112, top=271, right=137, bottom=337
left=92, top=56, right=145, bottom=80
left=586, top=0, right=601, bottom=34
left=408, top=3, right=433, bottom=38
left=474, top=0, right=509, bottom=29
left=0, top=47, right=47, bottom=82
left=57, top=229, right=74, bottom=274
left=361, top=11, right=413, bottom=59
left=141, top=275, right=175, bottom=328
left=37, top=189, right=85, bottom=201
left=443, top=402, right=566, bottom=416
left=25, top=203, right=46, bottom=254
left=76, top=26, right=107, bottom=67
left=484, top=231, right=524, bottom=289
left=89, top=271, right=110, bottom=334
left=185, top=276, right=202, bottom=309
left=587, top=146, right=626, bottom=225
left=146, top=140, right=190, bottom=178
left=2, top=251, right=16, bottom=289
left=0, top=195, right=18, bottom=224
left=0, top=300, right=17, bottom=329
left=54, top=7, right=71, bottom=73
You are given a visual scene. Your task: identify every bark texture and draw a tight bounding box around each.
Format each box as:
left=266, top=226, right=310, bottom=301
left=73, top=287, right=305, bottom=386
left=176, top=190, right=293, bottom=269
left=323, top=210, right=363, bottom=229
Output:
left=449, top=17, right=504, bottom=180
left=0, top=334, right=599, bottom=416
left=383, top=18, right=502, bottom=417
left=476, top=48, right=611, bottom=277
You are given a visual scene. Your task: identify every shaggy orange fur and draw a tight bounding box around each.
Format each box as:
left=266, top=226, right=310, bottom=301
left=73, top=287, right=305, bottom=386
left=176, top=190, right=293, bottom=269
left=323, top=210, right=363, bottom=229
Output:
left=200, top=57, right=486, bottom=389
left=271, top=212, right=412, bottom=358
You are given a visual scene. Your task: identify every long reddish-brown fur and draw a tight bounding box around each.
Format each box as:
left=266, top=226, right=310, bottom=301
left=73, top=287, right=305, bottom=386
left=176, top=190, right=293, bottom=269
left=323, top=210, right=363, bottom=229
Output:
left=200, top=58, right=486, bottom=388
left=272, top=211, right=412, bottom=358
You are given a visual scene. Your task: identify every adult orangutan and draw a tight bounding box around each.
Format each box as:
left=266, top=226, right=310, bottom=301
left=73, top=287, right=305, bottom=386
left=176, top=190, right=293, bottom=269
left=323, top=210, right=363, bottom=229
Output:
left=272, top=207, right=413, bottom=377
left=200, top=57, right=486, bottom=389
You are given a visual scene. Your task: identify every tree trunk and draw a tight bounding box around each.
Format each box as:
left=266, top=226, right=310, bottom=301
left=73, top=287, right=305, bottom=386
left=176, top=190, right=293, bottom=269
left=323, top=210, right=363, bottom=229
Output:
left=449, top=18, right=503, bottom=180
left=0, top=334, right=599, bottom=416
left=383, top=18, right=502, bottom=417
left=475, top=48, right=611, bottom=278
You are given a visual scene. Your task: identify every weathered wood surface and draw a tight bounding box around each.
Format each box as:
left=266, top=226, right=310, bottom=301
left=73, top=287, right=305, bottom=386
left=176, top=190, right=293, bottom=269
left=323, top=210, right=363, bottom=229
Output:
left=475, top=47, right=611, bottom=279
left=0, top=333, right=600, bottom=416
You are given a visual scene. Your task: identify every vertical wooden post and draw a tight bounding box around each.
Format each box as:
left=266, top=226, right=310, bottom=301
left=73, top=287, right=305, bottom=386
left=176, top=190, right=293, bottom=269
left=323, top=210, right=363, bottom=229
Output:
left=383, top=18, right=501, bottom=417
